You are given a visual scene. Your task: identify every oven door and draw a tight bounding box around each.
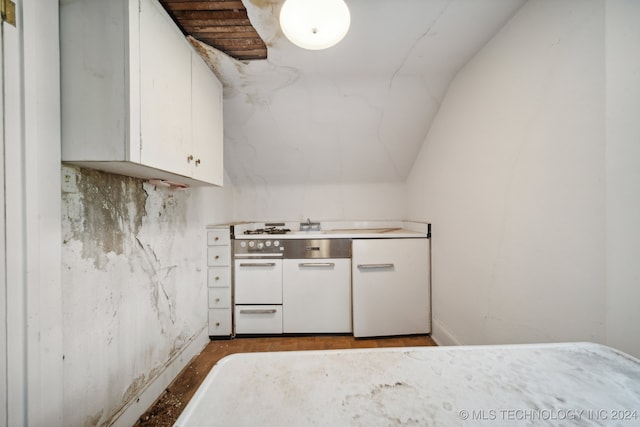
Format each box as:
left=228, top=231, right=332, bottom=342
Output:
left=234, top=259, right=283, bottom=304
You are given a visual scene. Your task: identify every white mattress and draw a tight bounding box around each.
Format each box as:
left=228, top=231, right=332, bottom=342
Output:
left=174, top=342, right=640, bottom=426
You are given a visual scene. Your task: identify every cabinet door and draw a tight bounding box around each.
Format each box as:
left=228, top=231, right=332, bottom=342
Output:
left=283, top=259, right=352, bottom=333
left=352, top=239, right=430, bottom=337
left=191, top=53, right=224, bottom=185
left=139, top=0, right=192, bottom=176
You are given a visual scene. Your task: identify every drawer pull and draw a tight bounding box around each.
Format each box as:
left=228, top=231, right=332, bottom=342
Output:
left=214, top=236, right=219, bottom=241
left=298, top=262, right=335, bottom=268
left=239, top=263, right=276, bottom=267
left=215, top=298, right=220, bottom=302
left=239, top=309, right=277, bottom=315
left=215, top=276, right=220, bottom=281
left=215, top=322, right=221, bottom=327
left=357, top=263, right=395, bottom=269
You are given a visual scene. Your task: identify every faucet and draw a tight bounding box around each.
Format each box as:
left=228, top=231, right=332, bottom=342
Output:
left=300, top=217, right=320, bottom=231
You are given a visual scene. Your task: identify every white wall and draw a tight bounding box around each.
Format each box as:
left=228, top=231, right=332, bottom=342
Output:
left=61, top=166, right=233, bottom=427
left=233, top=182, right=407, bottom=222
left=604, top=0, right=640, bottom=358
left=407, top=0, right=608, bottom=347
left=2, top=0, right=64, bottom=425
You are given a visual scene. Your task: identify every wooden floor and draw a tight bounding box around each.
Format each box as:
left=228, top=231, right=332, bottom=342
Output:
left=135, top=334, right=437, bottom=427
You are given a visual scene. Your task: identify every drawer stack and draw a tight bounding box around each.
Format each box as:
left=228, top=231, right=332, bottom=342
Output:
left=206, top=226, right=232, bottom=337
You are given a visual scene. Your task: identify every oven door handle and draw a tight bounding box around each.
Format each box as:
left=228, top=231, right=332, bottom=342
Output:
left=239, top=262, right=277, bottom=267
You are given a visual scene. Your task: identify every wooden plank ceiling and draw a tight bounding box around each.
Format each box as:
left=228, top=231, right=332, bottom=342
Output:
left=159, top=0, right=268, bottom=61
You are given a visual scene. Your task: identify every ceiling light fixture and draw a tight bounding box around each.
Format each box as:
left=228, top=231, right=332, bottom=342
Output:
left=279, top=0, right=351, bottom=50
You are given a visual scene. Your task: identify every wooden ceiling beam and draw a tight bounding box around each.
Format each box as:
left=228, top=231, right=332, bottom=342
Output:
left=160, top=0, right=268, bottom=61
left=162, top=1, right=246, bottom=11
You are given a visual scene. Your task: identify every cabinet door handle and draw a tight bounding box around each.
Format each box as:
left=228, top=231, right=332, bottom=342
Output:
left=239, top=309, right=277, bottom=314
left=195, top=158, right=201, bottom=166
left=187, top=155, right=194, bottom=162
left=298, top=262, right=335, bottom=268
left=357, top=263, right=394, bottom=269
left=239, top=262, right=276, bottom=267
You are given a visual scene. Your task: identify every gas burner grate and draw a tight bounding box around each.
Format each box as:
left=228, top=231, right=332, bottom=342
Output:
left=244, top=227, right=291, bottom=235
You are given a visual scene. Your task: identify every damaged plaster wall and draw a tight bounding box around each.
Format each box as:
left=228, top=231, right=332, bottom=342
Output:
left=61, top=165, right=233, bottom=426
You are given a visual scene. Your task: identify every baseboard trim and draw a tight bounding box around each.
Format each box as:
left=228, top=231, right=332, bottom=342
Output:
left=431, top=318, right=462, bottom=346
left=110, top=327, right=210, bottom=427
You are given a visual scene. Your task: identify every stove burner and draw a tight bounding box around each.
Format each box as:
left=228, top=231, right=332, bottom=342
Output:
left=244, top=227, right=291, bottom=235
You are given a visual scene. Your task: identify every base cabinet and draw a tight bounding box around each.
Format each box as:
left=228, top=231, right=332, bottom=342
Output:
left=352, top=238, right=430, bottom=338
left=207, top=228, right=232, bottom=337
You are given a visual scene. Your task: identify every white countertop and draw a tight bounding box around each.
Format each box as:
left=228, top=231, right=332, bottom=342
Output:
left=209, top=220, right=430, bottom=239
left=174, top=342, right=640, bottom=426
left=235, top=227, right=426, bottom=239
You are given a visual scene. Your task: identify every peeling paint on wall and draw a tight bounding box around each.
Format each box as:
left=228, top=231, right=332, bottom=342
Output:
left=62, top=166, right=147, bottom=270
left=61, top=165, right=208, bottom=427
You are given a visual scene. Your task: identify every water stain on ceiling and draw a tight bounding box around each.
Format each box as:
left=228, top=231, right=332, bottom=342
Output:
left=160, top=0, right=528, bottom=186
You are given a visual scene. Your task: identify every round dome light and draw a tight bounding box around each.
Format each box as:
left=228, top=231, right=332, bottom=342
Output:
left=279, top=0, right=351, bottom=50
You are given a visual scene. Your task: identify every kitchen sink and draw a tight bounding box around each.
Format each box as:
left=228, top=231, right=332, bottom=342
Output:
left=299, top=218, right=321, bottom=232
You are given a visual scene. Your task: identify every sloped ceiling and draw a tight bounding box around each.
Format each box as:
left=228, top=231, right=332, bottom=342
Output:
left=191, top=0, right=526, bottom=186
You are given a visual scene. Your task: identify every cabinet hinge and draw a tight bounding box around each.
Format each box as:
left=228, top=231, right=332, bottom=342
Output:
left=1, top=0, right=16, bottom=27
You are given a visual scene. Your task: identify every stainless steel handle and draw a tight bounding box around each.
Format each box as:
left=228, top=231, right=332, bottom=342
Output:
left=239, top=309, right=277, bottom=314
left=357, top=263, right=395, bottom=269
left=298, top=262, right=335, bottom=268
left=239, top=263, right=277, bottom=267
left=306, top=246, right=321, bottom=251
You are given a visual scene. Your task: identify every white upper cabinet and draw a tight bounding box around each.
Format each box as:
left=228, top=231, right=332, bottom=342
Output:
left=191, top=52, right=224, bottom=185
left=139, top=0, right=193, bottom=178
left=60, top=0, right=223, bottom=187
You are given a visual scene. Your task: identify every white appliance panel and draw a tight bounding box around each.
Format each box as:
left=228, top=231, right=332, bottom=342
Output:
left=235, top=305, right=283, bottom=334
left=282, top=259, right=352, bottom=333
left=234, top=259, right=282, bottom=304
left=352, top=239, right=430, bottom=337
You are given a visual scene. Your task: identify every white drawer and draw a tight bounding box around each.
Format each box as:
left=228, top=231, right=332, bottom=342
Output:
left=208, top=309, right=232, bottom=336
left=207, top=229, right=230, bottom=246
left=208, top=288, right=231, bottom=309
left=235, top=305, right=283, bottom=334
left=208, top=267, right=231, bottom=288
left=207, top=246, right=230, bottom=266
